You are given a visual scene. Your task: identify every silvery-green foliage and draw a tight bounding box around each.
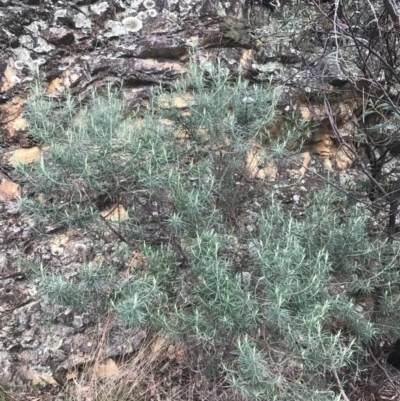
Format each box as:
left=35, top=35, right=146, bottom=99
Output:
left=19, top=55, right=400, bottom=401
left=36, top=263, right=115, bottom=311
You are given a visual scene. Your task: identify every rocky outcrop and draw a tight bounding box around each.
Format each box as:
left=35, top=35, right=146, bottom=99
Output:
left=0, top=0, right=256, bottom=142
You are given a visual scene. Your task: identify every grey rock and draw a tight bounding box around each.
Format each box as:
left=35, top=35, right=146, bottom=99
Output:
left=40, top=27, right=75, bottom=45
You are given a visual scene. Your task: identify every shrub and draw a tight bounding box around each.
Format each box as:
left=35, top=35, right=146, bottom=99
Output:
left=17, top=56, right=400, bottom=400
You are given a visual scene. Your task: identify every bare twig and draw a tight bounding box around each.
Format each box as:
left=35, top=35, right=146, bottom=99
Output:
left=367, top=343, right=400, bottom=397
left=382, top=0, right=400, bottom=28
left=333, top=368, right=351, bottom=401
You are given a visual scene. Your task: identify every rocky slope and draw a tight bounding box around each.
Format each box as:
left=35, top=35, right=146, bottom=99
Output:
left=0, top=0, right=378, bottom=393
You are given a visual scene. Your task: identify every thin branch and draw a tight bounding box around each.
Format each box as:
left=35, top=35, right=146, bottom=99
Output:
left=382, top=0, right=400, bottom=27
left=333, top=368, right=351, bottom=401
left=367, top=343, right=400, bottom=397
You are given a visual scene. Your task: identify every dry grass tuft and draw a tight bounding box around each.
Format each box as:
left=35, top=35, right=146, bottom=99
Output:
left=58, top=318, right=241, bottom=401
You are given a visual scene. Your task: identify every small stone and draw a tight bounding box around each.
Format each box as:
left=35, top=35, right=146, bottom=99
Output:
left=240, top=271, right=251, bottom=284
left=0, top=178, right=21, bottom=201
left=40, top=27, right=75, bottom=46
left=5, top=147, right=41, bottom=166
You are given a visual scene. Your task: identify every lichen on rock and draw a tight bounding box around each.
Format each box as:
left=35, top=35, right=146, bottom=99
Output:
left=143, top=0, right=156, bottom=8
left=91, top=1, right=109, bottom=15
left=148, top=8, right=158, bottom=17
left=122, top=16, right=143, bottom=32
left=73, top=13, right=92, bottom=29
left=105, top=20, right=128, bottom=37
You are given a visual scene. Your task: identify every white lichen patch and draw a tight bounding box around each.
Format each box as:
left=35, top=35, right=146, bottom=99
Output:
left=137, top=11, right=148, bottom=20
left=105, top=20, right=128, bottom=37
left=74, top=13, right=92, bottom=29
left=26, top=20, right=48, bottom=34
left=254, top=61, right=283, bottom=74
left=122, top=16, right=143, bottom=32
left=73, top=243, right=87, bottom=255
left=122, top=7, right=134, bottom=16
left=12, top=47, right=33, bottom=69
left=143, top=0, right=155, bottom=8
left=130, top=0, right=143, bottom=6
left=91, top=2, right=109, bottom=15
left=216, top=2, right=227, bottom=17
left=148, top=8, right=157, bottom=17
left=178, top=0, right=196, bottom=14
left=19, top=35, right=54, bottom=53
left=54, top=9, right=67, bottom=20
left=166, top=11, right=178, bottom=22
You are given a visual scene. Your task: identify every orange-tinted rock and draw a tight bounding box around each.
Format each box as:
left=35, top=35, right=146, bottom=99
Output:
left=0, top=96, right=24, bottom=123
left=337, top=120, right=357, bottom=137
left=0, top=96, right=26, bottom=138
left=310, top=130, right=332, bottom=158
left=297, top=102, right=326, bottom=122
left=246, top=144, right=277, bottom=181
left=297, top=101, right=356, bottom=128
left=129, top=251, right=147, bottom=270
left=48, top=67, right=83, bottom=95
left=240, top=49, right=253, bottom=69
left=335, top=146, right=354, bottom=170
left=0, top=58, right=21, bottom=93
left=311, top=140, right=331, bottom=158
left=5, top=146, right=41, bottom=166
left=298, top=152, right=312, bottom=176
left=97, top=358, right=120, bottom=379
left=100, top=204, right=129, bottom=221
left=0, top=178, right=21, bottom=201
left=4, top=116, right=27, bottom=138
left=25, top=371, right=58, bottom=387
left=158, top=92, right=195, bottom=108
